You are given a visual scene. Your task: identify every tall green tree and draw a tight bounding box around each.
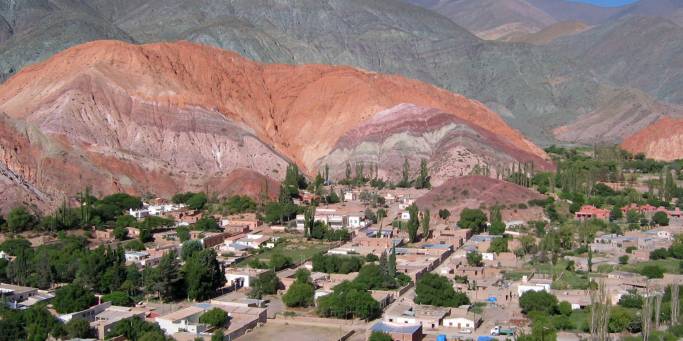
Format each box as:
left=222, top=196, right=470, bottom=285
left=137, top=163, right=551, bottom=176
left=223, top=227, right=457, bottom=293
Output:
left=53, top=284, right=97, bottom=314
left=399, top=158, right=411, bottom=188
left=283, top=269, right=315, bottom=307
left=406, top=204, right=420, bottom=243
left=6, top=207, right=37, bottom=233
left=149, top=251, right=183, bottom=301
left=421, top=209, right=430, bottom=239
left=183, top=249, right=225, bottom=301
left=457, top=208, right=487, bottom=233
left=65, top=318, right=91, bottom=339
left=415, top=159, right=430, bottom=189
left=414, top=273, right=470, bottom=307
left=489, top=206, right=505, bottom=235
left=388, top=246, right=397, bottom=278
left=249, top=271, right=279, bottom=299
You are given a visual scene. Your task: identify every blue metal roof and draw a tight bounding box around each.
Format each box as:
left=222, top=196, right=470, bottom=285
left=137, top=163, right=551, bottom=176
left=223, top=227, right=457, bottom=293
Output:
left=371, top=321, right=421, bottom=334
left=422, top=244, right=452, bottom=250
left=471, top=235, right=501, bottom=242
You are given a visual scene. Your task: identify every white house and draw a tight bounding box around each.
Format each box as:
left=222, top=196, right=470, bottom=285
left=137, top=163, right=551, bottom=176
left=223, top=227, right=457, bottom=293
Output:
left=233, top=234, right=274, bottom=249
left=344, top=191, right=357, bottom=201
left=347, top=214, right=367, bottom=229
left=442, top=308, right=481, bottom=331
left=128, top=203, right=185, bottom=219
left=517, top=276, right=552, bottom=296
left=401, top=211, right=411, bottom=221
left=124, top=251, right=149, bottom=264
left=225, top=268, right=268, bottom=289
left=156, top=305, right=211, bottom=335
left=128, top=208, right=150, bottom=219
left=481, top=252, right=495, bottom=261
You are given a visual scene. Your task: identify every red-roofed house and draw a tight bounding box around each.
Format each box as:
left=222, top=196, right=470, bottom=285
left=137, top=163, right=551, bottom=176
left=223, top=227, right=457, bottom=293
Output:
left=575, top=205, right=609, bottom=221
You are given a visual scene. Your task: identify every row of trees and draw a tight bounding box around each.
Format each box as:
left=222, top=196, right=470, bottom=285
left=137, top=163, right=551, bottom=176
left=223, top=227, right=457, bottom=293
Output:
left=337, top=158, right=431, bottom=190
left=1, top=192, right=144, bottom=234
left=0, top=236, right=226, bottom=304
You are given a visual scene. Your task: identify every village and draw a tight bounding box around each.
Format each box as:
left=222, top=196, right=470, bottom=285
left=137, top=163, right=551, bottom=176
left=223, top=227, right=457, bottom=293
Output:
left=1, top=147, right=683, bottom=341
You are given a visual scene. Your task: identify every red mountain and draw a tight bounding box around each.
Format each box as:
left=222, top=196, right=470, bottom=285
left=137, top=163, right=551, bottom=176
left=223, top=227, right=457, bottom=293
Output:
left=0, top=40, right=549, bottom=211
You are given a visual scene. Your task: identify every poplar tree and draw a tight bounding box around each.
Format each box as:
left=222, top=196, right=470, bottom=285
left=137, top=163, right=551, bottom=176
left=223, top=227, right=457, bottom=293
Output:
left=388, top=245, right=396, bottom=278
left=421, top=209, right=430, bottom=239
left=407, top=204, right=420, bottom=243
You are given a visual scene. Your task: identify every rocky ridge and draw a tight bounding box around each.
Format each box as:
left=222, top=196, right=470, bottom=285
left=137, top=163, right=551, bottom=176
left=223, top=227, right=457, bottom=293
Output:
left=0, top=40, right=549, bottom=211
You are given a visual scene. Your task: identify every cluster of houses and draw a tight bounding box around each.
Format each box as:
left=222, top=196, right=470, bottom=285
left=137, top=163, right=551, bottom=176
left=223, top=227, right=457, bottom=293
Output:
left=4, top=184, right=683, bottom=341
left=575, top=203, right=683, bottom=221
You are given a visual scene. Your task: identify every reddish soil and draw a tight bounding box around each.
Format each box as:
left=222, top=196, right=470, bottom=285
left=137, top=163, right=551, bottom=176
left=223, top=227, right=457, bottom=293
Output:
left=416, top=175, right=546, bottom=218
left=622, top=116, right=683, bottom=161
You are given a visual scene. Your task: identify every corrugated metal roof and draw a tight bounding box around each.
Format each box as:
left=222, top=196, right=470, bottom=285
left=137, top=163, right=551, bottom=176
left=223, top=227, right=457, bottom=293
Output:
left=371, top=321, right=421, bottom=334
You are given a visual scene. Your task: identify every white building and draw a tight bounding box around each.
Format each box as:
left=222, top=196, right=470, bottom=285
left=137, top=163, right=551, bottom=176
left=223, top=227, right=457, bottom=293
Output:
left=128, top=208, right=150, bottom=219
left=224, top=268, right=268, bottom=289
left=401, top=211, right=411, bottom=221
left=517, top=276, right=552, bottom=296
left=156, top=305, right=211, bottom=335
left=344, top=191, right=357, bottom=201
left=156, top=302, right=267, bottom=338
left=443, top=316, right=477, bottom=330
left=481, top=252, right=495, bottom=261
left=128, top=203, right=185, bottom=219
left=347, top=214, right=367, bottom=229
left=124, top=251, right=150, bottom=264
left=233, top=234, right=275, bottom=249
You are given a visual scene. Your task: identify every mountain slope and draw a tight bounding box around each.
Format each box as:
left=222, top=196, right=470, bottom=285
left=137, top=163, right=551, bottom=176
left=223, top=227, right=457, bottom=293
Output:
left=553, top=15, right=683, bottom=105
left=92, top=0, right=609, bottom=144
left=622, top=117, right=683, bottom=161
left=612, top=0, right=683, bottom=25
left=554, top=87, right=683, bottom=144
left=526, top=0, right=623, bottom=25
left=403, top=0, right=557, bottom=40
left=511, top=21, right=589, bottom=45
left=0, top=0, right=677, bottom=147
left=0, top=0, right=134, bottom=82
left=0, top=40, right=549, bottom=211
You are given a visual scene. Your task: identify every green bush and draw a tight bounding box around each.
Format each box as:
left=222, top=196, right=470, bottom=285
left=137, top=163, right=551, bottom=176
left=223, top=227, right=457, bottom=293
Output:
left=102, top=291, right=134, bottom=306
left=199, top=308, right=229, bottom=328
left=519, top=290, right=558, bottom=315
left=640, top=264, right=665, bottom=279
left=53, top=284, right=97, bottom=314
left=414, top=273, right=470, bottom=307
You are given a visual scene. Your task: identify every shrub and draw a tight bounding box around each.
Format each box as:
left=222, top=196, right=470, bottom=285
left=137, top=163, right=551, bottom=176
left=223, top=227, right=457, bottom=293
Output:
left=102, top=291, right=134, bottom=307
left=414, top=273, right=470, bottom=307
left=558, top=301, right=572, bottom=316
left=640, top=265, right=665, bottom=279
left=650, top=248, right=671, bottom=260
left=457, top=208, right=487, bottom=233
left=65, top=318, right=92, bottom=339
left=199, top=308, right=229, bottom=328
left=652, top=211, right=669, bottom=226
left=519, top=290, right=558, bottom=315
left=619, top=255, right=629, bottom=265
left=282, top=270, right=315, bottom=308
left=53, top=284, right=97, bottom=314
